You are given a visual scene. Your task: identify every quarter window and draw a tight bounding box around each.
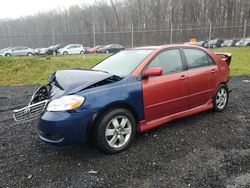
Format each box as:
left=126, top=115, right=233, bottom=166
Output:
left=183, top=49, right=213, bottom=69
left=148, top=49, right=183, bottom=75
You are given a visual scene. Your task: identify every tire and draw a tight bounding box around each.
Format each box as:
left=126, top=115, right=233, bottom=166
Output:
left=212, top=84, right=229, bottom=112
left=27, top=52, right=32, bottom=56
left=93, top=108, right=136, bottom=154
left=5, top=53, right=11, bottom=57
left=80, top=51, right=84, bottom=55
left=63, top=51, right=68, bottom=55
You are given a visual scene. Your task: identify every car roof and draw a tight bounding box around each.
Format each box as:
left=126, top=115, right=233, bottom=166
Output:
left=131, top=44, right=204, bottom=51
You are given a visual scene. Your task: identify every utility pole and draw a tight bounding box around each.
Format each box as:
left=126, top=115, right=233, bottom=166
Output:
left=170, top=21, right=173, bottom=44
left=93, top=25, right=96, bottom=47
left=208, top=19, right=212, bottom=41
left=131, top=24, right=134, bottom=48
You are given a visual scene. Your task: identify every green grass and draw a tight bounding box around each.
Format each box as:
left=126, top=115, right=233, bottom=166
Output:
left=213, top=47, right=250, bottom=76
left=0, top=54, right=109, bottom=85
left=0, top=47, right=249, bottom=85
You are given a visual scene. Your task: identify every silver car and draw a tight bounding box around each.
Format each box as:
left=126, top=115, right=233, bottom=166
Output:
left=2, top=46, right=35, bottom=56
left=0, top=47, right=12, bottom=56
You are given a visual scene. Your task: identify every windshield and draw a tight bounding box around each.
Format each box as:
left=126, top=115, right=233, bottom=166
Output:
left=92, top=50, right=153, bottom=76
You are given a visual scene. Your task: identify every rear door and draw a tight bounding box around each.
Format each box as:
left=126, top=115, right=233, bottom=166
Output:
left=182, top=48, right=217, bottom=109
left=142, top=49, right=189, bottom=122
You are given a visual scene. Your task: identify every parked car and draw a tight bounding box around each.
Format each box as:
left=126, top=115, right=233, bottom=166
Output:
left=221, top=39, right=238, bottom=47
left=235, top=38, right=250, bottom=47
left=205, top=38, right=224, bottom=48
left=98, top=44, right=125, bottom=53
left=13, top=45, right=231, bottom=154
left=37, top=48, right=49, bottom=55
left=196, top=41, right=207, bottom=47
left=87, top=45, right=103, bottom=54
left=1, top=46, right=34, bottom=56
left=0, top=47, right=12, bottom=56
left=47, top=44, right=65, bottom=55
left=58, top=44, right=85, bottom=55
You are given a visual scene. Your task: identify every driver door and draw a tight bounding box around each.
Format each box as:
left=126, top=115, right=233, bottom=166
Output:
left=142, top=49, right=189, bottom=122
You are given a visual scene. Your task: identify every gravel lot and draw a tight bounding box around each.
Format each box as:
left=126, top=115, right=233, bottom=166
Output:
left=0, top=76, right=250, bottom=188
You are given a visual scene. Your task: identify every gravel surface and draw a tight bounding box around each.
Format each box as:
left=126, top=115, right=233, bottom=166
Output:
left=0, top=76, right=250, bottom=188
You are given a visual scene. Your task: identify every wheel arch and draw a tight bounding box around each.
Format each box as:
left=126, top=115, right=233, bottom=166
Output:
left=87, top=102, right=139, bottom=139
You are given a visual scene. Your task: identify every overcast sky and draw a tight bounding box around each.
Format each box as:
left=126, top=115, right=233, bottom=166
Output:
left=0, top=0, right=95, bottom=19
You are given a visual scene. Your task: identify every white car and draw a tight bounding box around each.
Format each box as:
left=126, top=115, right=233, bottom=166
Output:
left=58, top=44, right=85, bottom=55
left=0, top=47, right=12, bottom=56
left=235, top=38, right=250, bottom=47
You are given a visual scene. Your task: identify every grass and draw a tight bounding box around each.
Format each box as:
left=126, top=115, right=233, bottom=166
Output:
left=0, top=54, right=109, bottom=85
left=212, top=47, right=250, bottom=76
left=0, top=47, right=249, bottom=85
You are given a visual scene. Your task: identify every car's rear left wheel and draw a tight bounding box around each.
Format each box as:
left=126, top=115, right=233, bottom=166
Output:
left=213, top=84, right=229, bottom=112
left=93, top=108, right=136, bottom=154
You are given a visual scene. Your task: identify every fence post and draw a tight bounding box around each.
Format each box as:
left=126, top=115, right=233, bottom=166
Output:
left=170, top=21, right=173, bottom=44
left=93, top=25, right=96, bottom=47
left=131, top=24, right=134, bottom=48
left=208, top=20, right=212, bottom=41
left=52, top=28, right=55, bottom=56
left=243, top=18, right=247, bottom=39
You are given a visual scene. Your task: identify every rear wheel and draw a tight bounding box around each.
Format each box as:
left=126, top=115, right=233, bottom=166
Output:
left=63, top=51, right=68, bottom=55
left=5, top=53, right=11, bottom=57
left=213, top=84, right=229, bottom=112
left=93, top=108, right=136, bottom=154
left=27, top=52, right=32, bottom=56
left=80, top=51, right=84, bottom=55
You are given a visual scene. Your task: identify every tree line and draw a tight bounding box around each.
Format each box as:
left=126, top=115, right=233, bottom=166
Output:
left=0, top=0, right=249, bottom=48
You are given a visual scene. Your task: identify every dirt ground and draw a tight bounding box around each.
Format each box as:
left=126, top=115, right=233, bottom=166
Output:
left=0, top=76, right=250, bottom=188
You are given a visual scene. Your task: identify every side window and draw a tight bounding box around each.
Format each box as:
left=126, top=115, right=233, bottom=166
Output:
left=183, top=49, right=212, bottom=69
left=148, top=49, right=183, bottom=75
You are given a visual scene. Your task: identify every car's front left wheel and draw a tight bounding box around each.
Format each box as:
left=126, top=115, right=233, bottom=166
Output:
left=93, top=108, right=136, bottom=154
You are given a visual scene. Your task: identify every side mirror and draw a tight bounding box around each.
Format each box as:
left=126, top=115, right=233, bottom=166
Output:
left=143, top=67, right=163, bottom=78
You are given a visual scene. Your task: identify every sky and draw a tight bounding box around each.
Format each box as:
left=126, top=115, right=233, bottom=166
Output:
left=0, top=0, right=95, bottom=19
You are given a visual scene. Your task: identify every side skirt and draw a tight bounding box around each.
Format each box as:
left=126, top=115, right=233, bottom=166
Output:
left=138, top=100, right=213, bottom=132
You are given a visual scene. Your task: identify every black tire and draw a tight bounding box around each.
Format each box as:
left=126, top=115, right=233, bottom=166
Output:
left=93, top=108, right=136, bottom=154
left=5, top=53, right=11, bottom=57
left=63, top=51, right=68, bottom=55
left=27, top=52, right=32, bottom=56
left=80, top=51, right=84, bottom=55
left=212, top=84, right=229, bottom=112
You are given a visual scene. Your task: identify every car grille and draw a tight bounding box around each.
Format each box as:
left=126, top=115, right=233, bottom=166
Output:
left=13, top=100, right=49, bottom=122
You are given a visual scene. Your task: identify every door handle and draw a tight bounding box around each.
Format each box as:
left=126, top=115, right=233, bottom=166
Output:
left=211, top=69, right=217, bottom=73
left=180, top=75, right=188, bottom=80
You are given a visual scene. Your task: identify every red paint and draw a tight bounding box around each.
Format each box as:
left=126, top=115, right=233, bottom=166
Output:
left=131, top=45, right=230, bottom=132
left=143, top=67, right=163, bottom=77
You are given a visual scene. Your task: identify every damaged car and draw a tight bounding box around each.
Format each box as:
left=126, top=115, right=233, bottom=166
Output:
left=13, top=45, right=231, bottom=154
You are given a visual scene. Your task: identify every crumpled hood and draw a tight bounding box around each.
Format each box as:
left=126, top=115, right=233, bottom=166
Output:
left=49, top=69, right=113, bottom=98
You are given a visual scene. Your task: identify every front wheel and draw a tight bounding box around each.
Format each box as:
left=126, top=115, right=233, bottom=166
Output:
left=27, top=52, right=32, bottom=56
left=93, top=108, right=136, bottom=154
left=63, top=51, right=68, bottom=55
left=213, top=84, right=229, bottom=112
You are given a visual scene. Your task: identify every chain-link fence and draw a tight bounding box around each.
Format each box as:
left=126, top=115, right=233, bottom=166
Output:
left=0, top=22, right=249, bottom=49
